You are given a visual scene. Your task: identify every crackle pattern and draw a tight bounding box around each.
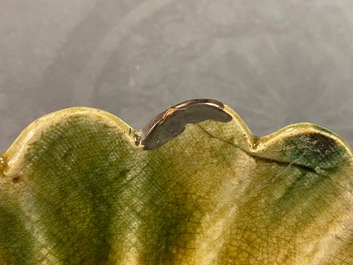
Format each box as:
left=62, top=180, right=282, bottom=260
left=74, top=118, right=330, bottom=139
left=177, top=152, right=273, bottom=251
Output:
left=0, top=104, right=352, bottom=264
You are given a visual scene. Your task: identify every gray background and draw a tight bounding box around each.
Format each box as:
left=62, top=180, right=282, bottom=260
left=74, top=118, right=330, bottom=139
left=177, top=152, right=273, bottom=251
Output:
left=1, top=0, right=353, bottom=152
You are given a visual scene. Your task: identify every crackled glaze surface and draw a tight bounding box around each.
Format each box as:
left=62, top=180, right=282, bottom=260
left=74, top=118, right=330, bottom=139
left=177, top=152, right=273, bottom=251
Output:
left=0, top=102, right=353, bottom=264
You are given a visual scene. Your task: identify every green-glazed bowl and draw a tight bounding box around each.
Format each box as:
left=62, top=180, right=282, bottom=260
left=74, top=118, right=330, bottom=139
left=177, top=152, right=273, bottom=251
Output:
left=1, top=99, right=352, bottom=264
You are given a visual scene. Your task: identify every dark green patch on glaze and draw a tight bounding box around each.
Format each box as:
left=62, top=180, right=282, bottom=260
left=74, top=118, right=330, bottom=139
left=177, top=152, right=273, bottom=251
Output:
left=282, top=132, right=346, bottom=172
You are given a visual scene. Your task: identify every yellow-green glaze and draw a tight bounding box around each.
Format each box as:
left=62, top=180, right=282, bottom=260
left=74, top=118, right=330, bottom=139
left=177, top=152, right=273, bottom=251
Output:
left=0, top=105, right=352, bottom=264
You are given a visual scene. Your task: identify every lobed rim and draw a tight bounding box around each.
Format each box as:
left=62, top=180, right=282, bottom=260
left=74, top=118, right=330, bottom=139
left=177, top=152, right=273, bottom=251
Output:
left=1, top=102, right=352, bottom=176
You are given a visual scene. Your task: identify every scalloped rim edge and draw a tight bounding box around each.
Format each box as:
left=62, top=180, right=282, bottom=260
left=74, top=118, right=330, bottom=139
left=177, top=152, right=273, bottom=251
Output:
left=1, top=104, right=352, bottom=177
